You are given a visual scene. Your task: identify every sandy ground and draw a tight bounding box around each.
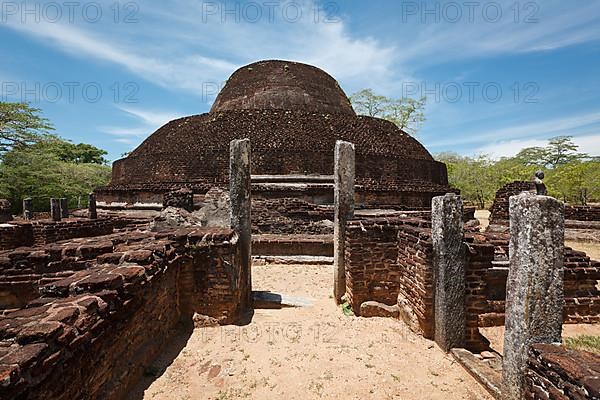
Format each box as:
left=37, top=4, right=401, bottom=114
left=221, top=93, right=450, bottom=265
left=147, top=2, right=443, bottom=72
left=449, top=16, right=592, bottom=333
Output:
left=135, top=264, right=492, bottom=400
left=566, top=241, right=600, bottom=261
left=475, top=209, right=600, bottom=260
left=481, top=324, right=600, bottom=355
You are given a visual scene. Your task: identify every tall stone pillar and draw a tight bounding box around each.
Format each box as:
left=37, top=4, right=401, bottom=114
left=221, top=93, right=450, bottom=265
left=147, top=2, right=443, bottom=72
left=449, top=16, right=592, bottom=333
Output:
left=50, top=198, right=61, bottom=221
left=503, top=192, right=564, bottom=400
left=88, top=193, right=97, bottom=219
left=23, top=198, right=33, bottom=220
left=333, top=140, right=355, bottom=304
left=60, top=198, right=69, bottom=219
left=230, top=138, right=251, bottom=309
left=432, top=193, right=466, bottom=352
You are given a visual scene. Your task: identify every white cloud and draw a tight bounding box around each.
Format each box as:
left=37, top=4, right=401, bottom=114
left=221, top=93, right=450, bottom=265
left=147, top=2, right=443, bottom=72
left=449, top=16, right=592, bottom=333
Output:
left=429, top=111, right=600, bottom=148
left=474, top=134, right=600, bottom=159
left=100, top=106, right=182, bottom=148
left=117, top=106, right=182, bottom=128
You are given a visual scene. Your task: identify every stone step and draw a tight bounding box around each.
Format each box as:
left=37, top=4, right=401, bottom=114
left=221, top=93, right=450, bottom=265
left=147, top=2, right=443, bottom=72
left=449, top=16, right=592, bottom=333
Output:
left=252, top=291, right=314, bottom=309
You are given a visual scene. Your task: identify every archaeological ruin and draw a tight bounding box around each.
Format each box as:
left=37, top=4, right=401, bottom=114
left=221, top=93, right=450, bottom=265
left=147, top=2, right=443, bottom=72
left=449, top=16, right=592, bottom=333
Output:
left=1, top=60, right=599, bottom=400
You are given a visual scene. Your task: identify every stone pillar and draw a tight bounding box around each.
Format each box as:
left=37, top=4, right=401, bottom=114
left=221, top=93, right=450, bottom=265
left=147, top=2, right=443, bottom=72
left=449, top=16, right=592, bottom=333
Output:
left=230, top=138, right=251, bottom=309
left=88, top=193, right=97, bottom=220
left=333, top=140, right=355, bottom=304
left=503, top=192, right=564, bottom=400
left=23, top=198, right=33, bottom=220
left=432, top=193, right=466, bottom=351
left=60, top=198, right=69, bottom=219
left=50, top=198, right=61, bottom=221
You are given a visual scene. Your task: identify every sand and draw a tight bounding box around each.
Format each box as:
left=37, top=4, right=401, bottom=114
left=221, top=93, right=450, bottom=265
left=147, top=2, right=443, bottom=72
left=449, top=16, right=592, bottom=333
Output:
left=135, top=263, right=492, bottom=400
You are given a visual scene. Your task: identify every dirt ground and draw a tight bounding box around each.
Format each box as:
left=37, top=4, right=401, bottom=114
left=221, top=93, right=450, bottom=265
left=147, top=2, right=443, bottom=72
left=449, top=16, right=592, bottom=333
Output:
left=481, top=324, right=600, bottom=355
left=475, top=209, right=600, bottom=260
left=135, top=264, right=492, bottom=400
left=566, top=241, right=600, bottom=261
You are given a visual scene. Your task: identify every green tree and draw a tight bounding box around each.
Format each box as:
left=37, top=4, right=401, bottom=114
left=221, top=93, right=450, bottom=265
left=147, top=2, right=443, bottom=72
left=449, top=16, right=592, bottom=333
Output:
left=384, top=97, right=427, bottom=135
left=350, top=89, right=426, bottom=135
left=349, top=89, right=388, bottom=117
left=515, top=136, right=587, bottom=169
left=0, top=102, right=53, bottom=153
left=0, top=139, right=111, bottom=212
left=41, top=137, right=108, bottom=164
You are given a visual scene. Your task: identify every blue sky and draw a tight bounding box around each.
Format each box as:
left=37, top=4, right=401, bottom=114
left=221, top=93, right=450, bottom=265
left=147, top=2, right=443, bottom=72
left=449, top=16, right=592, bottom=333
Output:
left=1, top=0, right=600, bottom=162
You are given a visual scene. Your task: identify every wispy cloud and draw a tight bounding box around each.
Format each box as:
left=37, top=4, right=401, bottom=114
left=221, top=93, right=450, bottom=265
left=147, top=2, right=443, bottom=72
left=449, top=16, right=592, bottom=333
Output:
left=0, top=0, right=398, bottom=96
left=429, top=111, right=600, bottom=148
left=474, top=133, right=600, bottom=158
left=100, top=105, right=183, bottom=148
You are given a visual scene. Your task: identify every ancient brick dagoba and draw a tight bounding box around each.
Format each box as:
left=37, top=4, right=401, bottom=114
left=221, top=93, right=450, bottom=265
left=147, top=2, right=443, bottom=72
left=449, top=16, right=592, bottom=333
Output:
left=97, top=60, right=451, bottom=208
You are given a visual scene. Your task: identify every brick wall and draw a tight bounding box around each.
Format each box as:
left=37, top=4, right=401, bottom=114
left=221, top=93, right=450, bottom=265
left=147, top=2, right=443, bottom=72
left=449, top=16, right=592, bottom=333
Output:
left=345, top=217, right=600, bottom=351
left=0, top=227, right=245, bottom=399
left=344, top=217, right=435, bottom=336
left=526, top=344, right=600, bottom=399
left=489, top=181, right=535, bottom=224
left=252, top=198, right=333, bottom=234
left=0, top=224, right=34, bottom=251
left=31, top=219, right=114, bottom=246
left=0, top=219, right=114, bottom=251
left=463, top=234, right=600, bottom=350
left=0, top=199, right=11, bottom=223
left=490, top=181, right=600, bottom=224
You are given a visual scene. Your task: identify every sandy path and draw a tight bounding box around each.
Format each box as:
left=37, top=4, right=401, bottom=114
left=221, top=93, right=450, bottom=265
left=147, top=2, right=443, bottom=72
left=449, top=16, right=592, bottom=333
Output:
left=135, top=263, right=491, bottom=400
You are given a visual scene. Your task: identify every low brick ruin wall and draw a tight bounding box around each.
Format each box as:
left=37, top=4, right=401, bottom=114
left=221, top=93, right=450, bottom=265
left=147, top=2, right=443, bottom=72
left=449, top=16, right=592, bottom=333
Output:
left=252, top=198, right=333, bottom=235
left=345, top=217, right=435, bottom=337
left=31, top=218, right=114, bottom=246
left=0, top=227, right=246, bottom=399
left=252, top=234, right=333, bottom=256
left=526, top=344, right=600, bottom=399
left=0, top=224, right=34, bottom=252
left=463, top=234, right=600, bottom=350
left=345, top=217, right=600, bottom=351
left=0, top=219, right=114, bottom=251
left=490, top=181, right=600, bottom=224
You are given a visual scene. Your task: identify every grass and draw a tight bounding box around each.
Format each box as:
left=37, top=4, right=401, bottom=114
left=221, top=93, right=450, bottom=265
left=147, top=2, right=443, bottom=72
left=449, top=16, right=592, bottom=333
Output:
left=341, top=301, right=355, bottom=317
left=564, top=335, right=600, bottom=354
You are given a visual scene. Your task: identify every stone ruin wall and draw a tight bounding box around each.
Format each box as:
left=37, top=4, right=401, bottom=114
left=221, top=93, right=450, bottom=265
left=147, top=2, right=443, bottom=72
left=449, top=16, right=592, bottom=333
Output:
left=490, top=181, right=600, bottom=224
left=0, top=219, right=114, bottom=252
left=344, top=216, right=600, bottom=351
left=0, top=227, right=246, bottom=399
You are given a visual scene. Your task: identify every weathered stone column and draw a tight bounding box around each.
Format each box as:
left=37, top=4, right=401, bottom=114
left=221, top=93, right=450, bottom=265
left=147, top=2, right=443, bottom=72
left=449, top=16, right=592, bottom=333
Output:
left=88, top=193, right=97, bottom=219
left=50, top=198, right=61, bottom=221
left=23, top=198, right=33, bottom=220
left=333, top=140, right=355, bottom=304
left=230, top=138, right=251, bottom=309
left=432, top=193, right=466, bottom=351
left=60, top=198, right=69, bottom=219
left=503, top=192, right=564, bottom=400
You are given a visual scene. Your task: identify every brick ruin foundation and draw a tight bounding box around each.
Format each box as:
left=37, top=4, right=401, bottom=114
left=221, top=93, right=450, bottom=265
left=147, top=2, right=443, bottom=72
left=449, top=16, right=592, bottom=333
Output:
left=343, top=214, right=600, bottom=352
left=490, top=181, right=600, bottom=225
left=0, top=227, right=246, bottom=399
left=526, top=344, right=600, bottom=399
left=0, top=218, right=114, bottom=251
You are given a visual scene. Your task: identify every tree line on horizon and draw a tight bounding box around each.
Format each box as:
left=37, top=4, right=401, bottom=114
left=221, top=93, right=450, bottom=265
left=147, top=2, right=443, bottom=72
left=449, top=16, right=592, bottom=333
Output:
left=435, top=136, right=600, bottom=209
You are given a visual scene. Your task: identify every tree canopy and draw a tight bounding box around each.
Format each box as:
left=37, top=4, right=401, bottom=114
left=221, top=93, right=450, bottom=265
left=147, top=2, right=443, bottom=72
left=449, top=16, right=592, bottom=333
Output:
left=350, top=89, right=426, bottom=135
left=436, top=136, right=600, bottom=208
left=0, top=102, right=111, bottom=212
left=0, top=102, right=53, bottom=153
